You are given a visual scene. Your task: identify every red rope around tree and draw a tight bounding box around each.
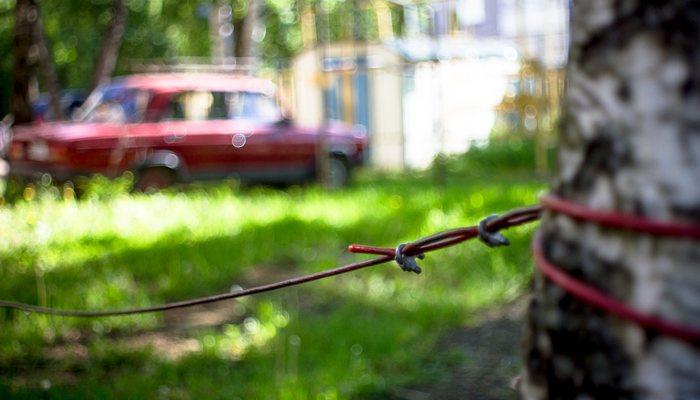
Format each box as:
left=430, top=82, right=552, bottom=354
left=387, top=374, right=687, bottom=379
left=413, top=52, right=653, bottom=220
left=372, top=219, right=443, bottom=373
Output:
left=537, top=195, right=700, bottom=346
left=532, top=233, right=700, bottom=347
left=541, top=195, right=700, bottom=240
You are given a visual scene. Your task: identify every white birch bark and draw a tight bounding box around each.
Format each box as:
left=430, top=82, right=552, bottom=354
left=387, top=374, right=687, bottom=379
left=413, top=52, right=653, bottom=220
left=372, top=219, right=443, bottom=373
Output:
left=522, top=1, right=700, bottom=398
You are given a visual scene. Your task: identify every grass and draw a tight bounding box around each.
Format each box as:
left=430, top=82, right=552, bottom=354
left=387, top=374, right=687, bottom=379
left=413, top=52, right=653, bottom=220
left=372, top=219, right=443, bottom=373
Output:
left=0, top=149, right=548, bottom=399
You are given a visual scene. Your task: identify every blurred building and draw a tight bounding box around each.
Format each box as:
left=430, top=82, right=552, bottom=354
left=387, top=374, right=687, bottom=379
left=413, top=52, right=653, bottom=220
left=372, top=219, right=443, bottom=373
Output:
left=293, top=43, right=405, bottom=169
left=292, top=39, right=519, bottom=170
left=290, top=0, right=569, bottom=170
left=461, top=0, right=569, bottom=69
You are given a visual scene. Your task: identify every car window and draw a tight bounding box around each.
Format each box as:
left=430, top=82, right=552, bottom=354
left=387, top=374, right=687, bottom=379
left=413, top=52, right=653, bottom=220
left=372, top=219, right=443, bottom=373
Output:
left=162, top=91, right=282, bottom=123
left=81, top=85, right=151, bottom=123
left=226, top=92, right=282, bottom=122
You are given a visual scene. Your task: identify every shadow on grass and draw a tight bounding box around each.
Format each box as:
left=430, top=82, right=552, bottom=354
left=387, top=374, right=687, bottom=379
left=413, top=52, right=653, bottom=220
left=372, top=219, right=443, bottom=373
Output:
left=0, top=205, right=432, bottom=303
left=0, top=281, right=508, bottom=399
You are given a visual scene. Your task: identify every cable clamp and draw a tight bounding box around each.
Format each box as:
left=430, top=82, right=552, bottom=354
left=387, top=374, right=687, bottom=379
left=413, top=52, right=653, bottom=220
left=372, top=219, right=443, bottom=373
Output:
left=478, top=215, right=510, bottom=247
left=394, top=244, right=424, bottom=274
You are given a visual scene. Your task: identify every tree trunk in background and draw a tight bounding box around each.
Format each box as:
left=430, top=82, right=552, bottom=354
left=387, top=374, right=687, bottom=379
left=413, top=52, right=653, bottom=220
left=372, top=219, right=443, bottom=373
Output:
left=522, top=1, right=700, bottom=399
left=87, top=0, right=127, bottom=95
left=35, top=16, right=62, bottom=121
left=10, top=0, right=38, bottom=125
left=234, top=0, right=260, bottom=60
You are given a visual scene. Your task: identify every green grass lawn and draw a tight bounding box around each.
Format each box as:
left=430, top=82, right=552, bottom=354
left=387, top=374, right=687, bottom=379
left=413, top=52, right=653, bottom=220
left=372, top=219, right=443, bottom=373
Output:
left=0, top=165, right=547, bottom=399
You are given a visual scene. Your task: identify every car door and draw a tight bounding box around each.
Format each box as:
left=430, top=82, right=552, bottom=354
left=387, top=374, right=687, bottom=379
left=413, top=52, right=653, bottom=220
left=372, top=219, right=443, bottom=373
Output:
left=224, top=91, right=317, bottom=183
left=68, top=122, right=127, bottom=177
left=148, top=89, right=317, bottom=184
left=68, top=84, right=141, bottom=177
left=151, top=90, right=243, bottom=180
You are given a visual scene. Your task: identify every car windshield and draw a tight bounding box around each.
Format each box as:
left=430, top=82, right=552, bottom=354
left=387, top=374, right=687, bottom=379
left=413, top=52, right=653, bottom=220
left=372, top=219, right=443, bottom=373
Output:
left=78, top=84, right=151, bottom=123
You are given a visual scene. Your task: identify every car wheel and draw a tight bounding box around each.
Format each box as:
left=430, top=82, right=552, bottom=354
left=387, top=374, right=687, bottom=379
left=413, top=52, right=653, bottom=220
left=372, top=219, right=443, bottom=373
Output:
left=135, top=167, right=175, bottom=192
left=327, top=156, right=350, bottom=188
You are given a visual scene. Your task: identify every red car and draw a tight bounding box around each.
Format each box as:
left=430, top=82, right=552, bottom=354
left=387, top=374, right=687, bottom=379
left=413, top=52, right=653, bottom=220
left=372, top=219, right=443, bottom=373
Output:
left=8, top=73, right=367, bottom=190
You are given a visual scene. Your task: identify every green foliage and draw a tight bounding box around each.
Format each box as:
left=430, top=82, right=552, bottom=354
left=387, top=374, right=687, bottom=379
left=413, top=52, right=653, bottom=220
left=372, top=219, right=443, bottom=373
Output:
left=75, top=172, right=134, bottom=201
left=42, top=0, right=213, bottom=86
left=260, top=0, right=302, bottom=62
left=0, top=1, right=13, bottom=115
left=0, top=170, right=546, bottom=398
left=0, top=0, right=307, bottom=116
left=437, top=138, right=556, bottom=176
left=2, top=171, right=133, bottom=205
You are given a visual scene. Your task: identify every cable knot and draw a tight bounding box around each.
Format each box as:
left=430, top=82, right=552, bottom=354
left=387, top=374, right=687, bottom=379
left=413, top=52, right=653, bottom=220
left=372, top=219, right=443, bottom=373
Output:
left=478, top=215, right=510, bottom=247
left=394, top=243, right=424, bottom=274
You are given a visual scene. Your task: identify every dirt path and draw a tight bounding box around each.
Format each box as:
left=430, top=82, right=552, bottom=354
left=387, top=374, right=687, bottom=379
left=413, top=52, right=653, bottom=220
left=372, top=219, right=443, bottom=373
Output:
left=403, top=297, right=528, bottom=400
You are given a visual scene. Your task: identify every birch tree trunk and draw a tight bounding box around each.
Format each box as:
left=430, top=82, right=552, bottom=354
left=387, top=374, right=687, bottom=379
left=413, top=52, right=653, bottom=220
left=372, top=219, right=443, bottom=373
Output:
left=522, top=1, right=700, bottom=399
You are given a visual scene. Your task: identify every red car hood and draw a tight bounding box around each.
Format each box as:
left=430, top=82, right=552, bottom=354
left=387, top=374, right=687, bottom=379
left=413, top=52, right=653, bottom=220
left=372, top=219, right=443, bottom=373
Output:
left=13, top=122, right=122, bottom=142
